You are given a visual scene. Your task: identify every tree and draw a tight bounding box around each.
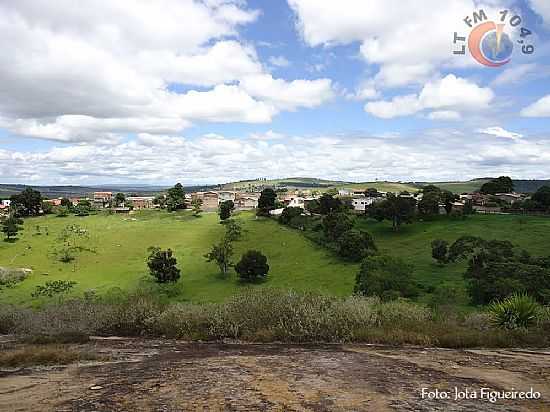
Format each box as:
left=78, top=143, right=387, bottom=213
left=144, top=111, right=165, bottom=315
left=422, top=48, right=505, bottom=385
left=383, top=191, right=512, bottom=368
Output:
left=257, top=188, right=277, bottom=216
left=365, top=188, right=382, bottom=198
left=235, top=250, right=269, bottom=282
left=219, top=200, right=233, bottom=221
left=10, top=187, right=42, bottom=217
left=431, top=239, right=449, bottom=265
left=74, top=200, right=92, bottom=216
left=114, top=192, right=126, bottom=207
left=204, top=238, right=234, bottom=276
left=322, top=212, right=353, bottom=241
left=52, top=224, right=94, bottom=266
left=480, top=176, right=514, bottom=195
left=337, top=230, right=377, bottom=261
left=440, top=190, right=459, bottom=215
left=191, top=198, right=203, bottom=217
left=147, top=247, right=181, bottom=283
left=41, top=201, right=53, bottom=215
left=166, top=183, right=187, bottom=212
left=279, top=207, right=303, bottom=225
left=354, top=255, right=418, bottom=301
left=369, top=193, right=416, bottom=231
left=60, top=198, right=72, bottom=208
left=56, top=206, right=70, bottom=217
left=224, top=219, right=243, bottom=241
left=418, top=191, right=440, bottom=217
left=1, top=214, right=23, bottom=241
left=318, top=194, right=342, bottom=215
left=532, top=185, right=550, bottom=209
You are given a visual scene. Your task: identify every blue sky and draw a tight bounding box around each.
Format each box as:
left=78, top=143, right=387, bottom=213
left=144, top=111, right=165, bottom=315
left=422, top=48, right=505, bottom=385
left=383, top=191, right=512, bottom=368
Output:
left=0, top=0, right=549, bottom=185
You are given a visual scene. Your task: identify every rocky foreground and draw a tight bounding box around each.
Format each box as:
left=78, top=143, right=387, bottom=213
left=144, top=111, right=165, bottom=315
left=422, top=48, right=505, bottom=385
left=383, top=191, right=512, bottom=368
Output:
left=1, top=337, right=549, bottom=411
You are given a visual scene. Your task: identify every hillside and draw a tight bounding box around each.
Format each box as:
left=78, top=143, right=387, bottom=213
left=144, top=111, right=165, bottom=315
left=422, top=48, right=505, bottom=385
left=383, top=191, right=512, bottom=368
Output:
left=417, top=178, right=550, bottom=194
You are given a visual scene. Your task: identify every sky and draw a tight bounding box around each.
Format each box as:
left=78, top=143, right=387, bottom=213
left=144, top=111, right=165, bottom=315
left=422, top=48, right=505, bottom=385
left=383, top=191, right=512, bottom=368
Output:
left=0, top=0, right=550, bottom=185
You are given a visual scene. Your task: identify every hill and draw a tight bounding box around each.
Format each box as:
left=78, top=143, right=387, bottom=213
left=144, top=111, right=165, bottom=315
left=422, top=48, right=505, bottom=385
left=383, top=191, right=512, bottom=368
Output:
left=416, top=178, right=550, bottom=194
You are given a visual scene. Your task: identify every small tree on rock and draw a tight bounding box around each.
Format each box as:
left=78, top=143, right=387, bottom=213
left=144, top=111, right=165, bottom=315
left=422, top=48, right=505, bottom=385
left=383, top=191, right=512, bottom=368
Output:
left=147, top=247, right=181, bottom=283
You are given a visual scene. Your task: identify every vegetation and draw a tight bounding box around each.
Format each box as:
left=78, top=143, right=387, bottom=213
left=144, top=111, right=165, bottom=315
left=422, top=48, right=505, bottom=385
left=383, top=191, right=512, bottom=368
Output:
left=31, top=280, right=77, bottom=298
left=219, top=200, right=234, bottom=221
left=488, top=294, right=542, bottom=330
left=235, top=250, right=269, bottom=282
left=204, top=237, right=233, bottom=276
left=191, top=198, right=203, bottom=217
left=166, top=183, right=187, bottom=212
left=10, top=187, right=43, bottom=217
left=0, top=345, right=98, bottom=367
left=2, top=213, right=24, bottom=241
left=480, top=176, right=514, bottom=195
left=257, top=188, right=277, bottom=216
left=369, top=193, right=416, bottom=231
left=337, top=229, right=377, bottom=262
left=147, top=247, right=181, bottom=283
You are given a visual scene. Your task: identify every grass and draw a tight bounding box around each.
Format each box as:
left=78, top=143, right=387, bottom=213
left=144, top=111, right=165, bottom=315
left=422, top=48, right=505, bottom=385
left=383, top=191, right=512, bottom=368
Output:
left=1, top=210, right=550, bottom=307
left=0, top=210, right=357, bottom=304
left=0, top=345, right=98, bottom=367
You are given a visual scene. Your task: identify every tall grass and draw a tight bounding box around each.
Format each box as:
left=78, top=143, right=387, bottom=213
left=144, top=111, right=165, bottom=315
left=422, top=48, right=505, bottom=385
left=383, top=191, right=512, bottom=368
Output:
left=1, top=288, right=548, bottom=348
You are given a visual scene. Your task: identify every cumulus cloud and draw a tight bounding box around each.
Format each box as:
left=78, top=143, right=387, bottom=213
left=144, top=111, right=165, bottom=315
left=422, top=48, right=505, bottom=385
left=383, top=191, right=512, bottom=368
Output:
left=477, top=126, right=523, bottom=139
left=521, top=95, right=550, bottom=117
left=0, top=1, right=334, bottom=143
left=529, top=0, right=550, bottom=25
left=2, top=129, right=550, bottom=185
left=365, top=75, right=494, bottom=119
left=268, top=56, right=291, bottom=68
left=288, top=0, right=507, bottom=88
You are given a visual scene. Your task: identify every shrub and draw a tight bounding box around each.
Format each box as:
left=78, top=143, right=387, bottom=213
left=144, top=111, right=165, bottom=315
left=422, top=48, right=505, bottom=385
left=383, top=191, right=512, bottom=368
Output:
left=147, top=246, right=181, bottom=283
left=278, top=207, right=303, bottom=225
left=354, top=256, right=418, bottom=300
left=322, top=212, right=353, bottom=242
left=234, top=250, right=269, bottom=282
left=337, top=229, right=377, bottom=262
left=0, top=346, right=98, bottom=367
left=431, top=239, right=448, bottom=264
left=488, top=294, right=541, bottom=330
left=31, top=280, right=77, bottom=298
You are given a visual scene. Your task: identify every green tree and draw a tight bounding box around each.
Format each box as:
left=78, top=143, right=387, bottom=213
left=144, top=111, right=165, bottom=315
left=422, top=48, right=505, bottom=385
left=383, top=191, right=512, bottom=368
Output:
left=191, top=198, right=203, bottom=217
left=114, top=192, right=126, bottom=207
left=10, top=187, right=42, bottom=217
left=224, top=219, right=243, bottom=241
left=532, top=185, right=550, bottom=209
left=369, top=193, right=416, bottom=231
left=480, top=176, right=514, bottom=195
left=56, top=206, right=70, bottom=217
left=257, top=188, right=277, bottom=216
left=147, top=247, right=181, bottom=283
left=431, top=239, right=449, bottom=265
left=440, top=190, right=459, bottom=215
left=322, top=212, right=353, bottom=241
left=60, top=198, right=72, bottom=208
left=279, top=207, right=303, bottom=225
left=204, top=238, right=234, bottom=276
left=354, top=255, right=418, bottom=301
left=318, top=193, right=342, bottom=215
left=1, top=214, right=23, bottom=241
left=337, top=229, right=377, bottom=261
left=166, top=183, right=187, bottom=211
left=219, top=200, right=233, bottom=221
left=418, top=191, right=440, bottom=217
left=41, top=201, right=54, bottom=215
left=74, top=200, right=92, bottom=216
left=235, top=250, right=270, bottom=282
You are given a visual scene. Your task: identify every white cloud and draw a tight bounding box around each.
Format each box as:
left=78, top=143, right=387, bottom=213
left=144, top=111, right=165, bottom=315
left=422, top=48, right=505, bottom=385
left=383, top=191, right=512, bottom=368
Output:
left=491, top=64, right=539, bottom=87
left=477, top=126, right=523, bottom=139
left=0, top=1, right=333, bottom=143
left=268, top=56, right=291, bottom=68
left=2, top=129, right=550, bottom=185
left=365, top=75, right=494, bottom=118
left=529, top=0, right=550, bottom=25
left=427, top=111, right=462, bottom=121
left=288, top=0, right=507, bottom=88
left=249, top=130, right=286, bottom=141
left=521, top=95, right=550, bottom=117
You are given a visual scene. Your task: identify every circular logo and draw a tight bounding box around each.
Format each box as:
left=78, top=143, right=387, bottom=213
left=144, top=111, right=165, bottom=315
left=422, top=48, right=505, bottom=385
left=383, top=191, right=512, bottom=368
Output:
left=468, top=21, right=511, bottom=67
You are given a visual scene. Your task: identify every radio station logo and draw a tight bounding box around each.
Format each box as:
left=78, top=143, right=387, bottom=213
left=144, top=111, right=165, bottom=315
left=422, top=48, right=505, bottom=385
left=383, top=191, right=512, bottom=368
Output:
left=453, top=9, right=535, bottom=67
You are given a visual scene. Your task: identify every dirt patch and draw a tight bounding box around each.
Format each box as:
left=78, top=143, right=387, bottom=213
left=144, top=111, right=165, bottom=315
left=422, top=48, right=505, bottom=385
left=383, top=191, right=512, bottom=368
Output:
left=0, top=338, right=549, bottom=411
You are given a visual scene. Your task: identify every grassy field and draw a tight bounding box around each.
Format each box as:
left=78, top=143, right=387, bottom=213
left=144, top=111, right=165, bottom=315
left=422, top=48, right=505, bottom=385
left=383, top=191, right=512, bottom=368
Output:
left=2, top=210, right=549, bottom=306
left=0, top=210, right=357, bottom=305
left=420, top=179, right=489, bottom=194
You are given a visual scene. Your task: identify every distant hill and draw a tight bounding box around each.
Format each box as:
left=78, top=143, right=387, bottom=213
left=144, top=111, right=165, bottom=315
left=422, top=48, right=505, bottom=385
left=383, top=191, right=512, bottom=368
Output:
left=416, top=179, right=550, bottom=194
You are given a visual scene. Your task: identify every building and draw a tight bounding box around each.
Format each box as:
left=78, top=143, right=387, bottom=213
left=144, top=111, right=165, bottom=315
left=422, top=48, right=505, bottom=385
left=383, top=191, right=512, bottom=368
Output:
left=191, top=192, right=219, bottom=211
left=351, top=196, right=379, bottom=213
left=0, top=199, right=11, bottom=207
left=218, top=191, right=237, bottom=203
left=235, top=194, right=259, bottom=209
left=127, top=196, right=155, bottom=210
left=93, top=192, right=113, bottom=208
left=495, top=193, right=524, bottom=205
left=43, top=198, right=62, bottom=207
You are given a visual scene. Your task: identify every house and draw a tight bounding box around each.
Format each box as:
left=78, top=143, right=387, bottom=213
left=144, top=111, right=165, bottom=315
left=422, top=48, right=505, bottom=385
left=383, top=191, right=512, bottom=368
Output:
left=495, top=193, right=524, bottom=205
left=338, top=189, right=351, bottom=196
left=351, top=195, right=380, bottom=213
left=43, top=198, right=62, bottom=207
left=93, top=192, right=112, bottom=208
left=235, top=193, right=259, bottom=209
left=192, top=192, right=219, bottom=211
left=127, top=196, right=155, bottom=210
left=218, top=191, right=237, bottom=203
left=269, top=208, right=284, bottom=216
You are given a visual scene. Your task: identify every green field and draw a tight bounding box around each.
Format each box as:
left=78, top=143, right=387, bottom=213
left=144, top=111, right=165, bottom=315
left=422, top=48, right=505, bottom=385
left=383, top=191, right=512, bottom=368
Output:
left=2, top=210, right=550, bottom=306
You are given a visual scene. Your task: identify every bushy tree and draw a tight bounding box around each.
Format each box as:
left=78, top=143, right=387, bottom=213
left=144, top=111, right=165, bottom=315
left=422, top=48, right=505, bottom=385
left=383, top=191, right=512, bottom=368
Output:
left=318, top=194, right=343, bottom=215
left=369, top=193, right=416, bottom=231
left=204, top=238, right=234, bottom=276
left=440, top=190, right=459, bottom=215
left=354, top=255, right=418, bottom=301
left=418, top=192, right=440, bottom=217
left=235, top=250, right=269, bottom=282
left=322, top=212, right=353, bottom=241
left=431, top=239, right=449, bottom=265
left=337, top=230, right=377, bottom=261
left=147, top=247, right=181, bottom=283
left=74, top=200, right=92, bottom=216
left=114, top=192, right=126, bottom=207
left=166, top=183, right=187, bottom=211
left=257, top=188, right=277, bottom=216
left=224, top=219, right=243, bottom=241
left=10, top=187, right=42, bottom=217
left=41, top=201, right=54, bottom=215
left=532, top=185, right=550, bottom=209
left=219, top=200, right=233, bottom=221
left=279, top=207, right=303, bottom=225
left=1, top=214, right=23, bottom=241
left=191, top=198, right=203, bottom=217
left=56, top=206, right=70, bottom=217
left=480, top=176, right=514, bottom=195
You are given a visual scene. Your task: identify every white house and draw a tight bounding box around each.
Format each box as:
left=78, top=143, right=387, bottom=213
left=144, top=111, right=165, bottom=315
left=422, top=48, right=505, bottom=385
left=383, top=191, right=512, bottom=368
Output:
left=217, top=191, right=237, bottom=204
left=352, top=196, right=378, bottom=212
left=0, top=199, right=11, bottom=207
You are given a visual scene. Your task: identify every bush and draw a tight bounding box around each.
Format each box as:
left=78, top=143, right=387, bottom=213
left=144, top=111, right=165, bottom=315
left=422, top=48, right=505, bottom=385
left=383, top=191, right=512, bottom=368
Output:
left=354, top=256, right=418, bottom=300
left=322, top=212, right=353, bottom=242
left=488, top=294, right=541, bottom=330
left=431, top=239, right=448, bottom=264
left=337, top=229, right=377, bottom=262
left=31, top=280, right=77, bottom=298
left=278, top=207, right=303, bottom=225
left=147, top=247, right=181, bottom=283
left=234, top=250, right=269, bottom=282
